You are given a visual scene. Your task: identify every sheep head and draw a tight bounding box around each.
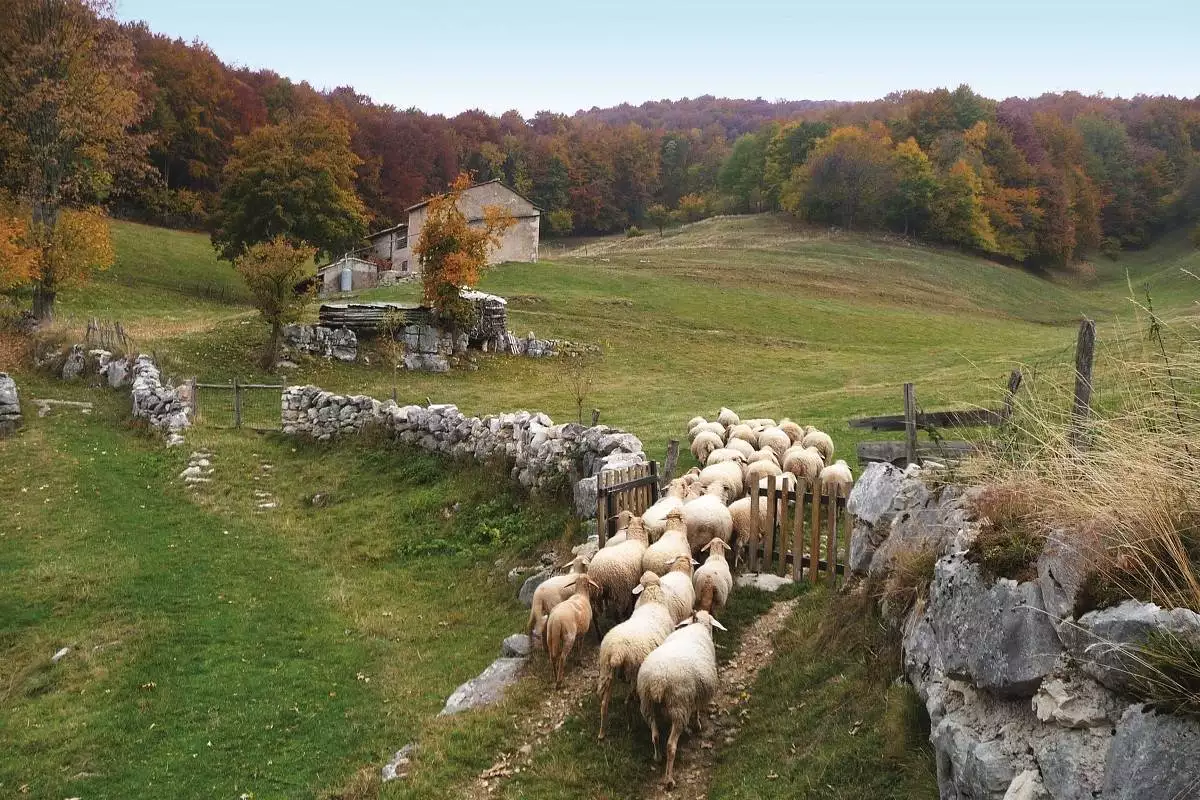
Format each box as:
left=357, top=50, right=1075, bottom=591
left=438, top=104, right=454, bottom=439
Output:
left=626, top=516, right=650, bottom=544
left=664, top=509, right=686, bottom=533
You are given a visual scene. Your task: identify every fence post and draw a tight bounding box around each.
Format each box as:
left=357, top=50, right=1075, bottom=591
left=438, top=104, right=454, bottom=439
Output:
left=1000, top=368, right=1024, bottom=423
left=662, top=439, right=680, bottom=488
left=1069, top=318, right=1096, bottom=450
left=903, top=382, right=919, bottom=466
left=233, top=377, right=242, bottom=428
left=591, top=408, right=600, bottom=426
left=596, top=470, right=608, bottom=547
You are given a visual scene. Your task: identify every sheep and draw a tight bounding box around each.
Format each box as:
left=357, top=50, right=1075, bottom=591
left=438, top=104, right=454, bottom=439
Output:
left=778, top=419, right=806, bottom=444
left=723, top=437, right=755, bottom=459
left=689, top=430, right=724, bottom=464
left=693, top=538, right=733, bottom=614
left=757, top=427, right=792, bottom=462
left=801, top=429, right=835, bottom=462
left=637, top=610, right=727, bottom=788
left=527, top=553, right=592, bottom=648
left=744, top=417, right=777, bottom=431
left=686, top=416, right=707, bottom=437
left=716, top=407, right=740, bottom=428
left=596, top=572, right=675, bottom=739
left=643, top=509, right=692, bottom=576
left=818, top=459, right=854, bottom=495
left=643, top=481, right=687, bottom=539
left=726, top=423, right=757, bottom=445
left=727, top=494, right=768, bottom=546
left=603, top=509, right=636, bottom=547
left=744, top=458, right=782, bottom=488
left=589, top=516, right=650, bottom=619
left=705, top=447, right=747, bottom=467
left=690, top=421, right=725, bottom=442
left=782, top=445, right=825, bottom=485
left=758, top=472, right=799, bottom=495
left=545, top=575, right=601, bottom=688
left=681, top=486, right=734, bottom=553
left=748, top=447, right=780, bottom=466
left=659, top=554, right=698, bottom=624
left=699, top=461, right=744, bottom=502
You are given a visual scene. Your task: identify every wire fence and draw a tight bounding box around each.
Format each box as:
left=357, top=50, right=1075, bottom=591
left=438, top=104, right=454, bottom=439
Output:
left=193, top=380, right=282, bottom=430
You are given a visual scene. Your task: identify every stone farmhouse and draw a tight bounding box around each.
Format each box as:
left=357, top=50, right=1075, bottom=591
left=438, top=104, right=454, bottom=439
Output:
left=317, top=180, right=541, bottom=294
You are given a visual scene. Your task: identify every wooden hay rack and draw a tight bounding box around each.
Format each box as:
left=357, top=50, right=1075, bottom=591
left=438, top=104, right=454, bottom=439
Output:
left=743, top=474, right=850, bottom=587
left=596, top=462, right=661, bottom=544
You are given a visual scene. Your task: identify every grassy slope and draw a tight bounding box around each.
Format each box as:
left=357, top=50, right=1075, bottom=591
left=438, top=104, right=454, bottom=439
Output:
left=0, top=380, right=571, bottom=799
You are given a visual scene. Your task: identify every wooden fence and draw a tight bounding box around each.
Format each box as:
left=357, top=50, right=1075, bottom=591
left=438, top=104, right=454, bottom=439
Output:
left=193, top=379, right=283, bottom=431
left=743, top=474, right=849, bottom=586
left=596, top=462, right=661, bottom=544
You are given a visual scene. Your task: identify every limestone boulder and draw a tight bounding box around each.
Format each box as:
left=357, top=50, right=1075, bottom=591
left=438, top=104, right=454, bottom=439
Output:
left=1102, top=704, right=1200, bottom=799
left=438, top=656, right=526, bottom=715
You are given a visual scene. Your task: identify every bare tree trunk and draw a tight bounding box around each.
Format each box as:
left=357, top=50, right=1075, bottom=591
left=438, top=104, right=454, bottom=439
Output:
left=32, top=284, right=56, bottom=322
left=262, top=320, right=281, bottom=371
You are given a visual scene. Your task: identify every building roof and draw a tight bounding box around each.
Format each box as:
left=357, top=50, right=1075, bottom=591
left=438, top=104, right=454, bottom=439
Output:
left=405, top=178, right=543, bottom=214
left=365, top=222, right=408, bottom=242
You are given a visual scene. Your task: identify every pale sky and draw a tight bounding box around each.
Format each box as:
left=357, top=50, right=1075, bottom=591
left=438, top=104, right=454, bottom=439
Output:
left=113, top=0, right=1199, bottom=117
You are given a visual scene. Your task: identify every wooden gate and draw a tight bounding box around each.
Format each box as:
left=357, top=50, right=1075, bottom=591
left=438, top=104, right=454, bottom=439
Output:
left=743, top=475, right=850, bottom=586
left=596, top=462, right=660, bottom=544
left=193, top=379, right=283, bottom=431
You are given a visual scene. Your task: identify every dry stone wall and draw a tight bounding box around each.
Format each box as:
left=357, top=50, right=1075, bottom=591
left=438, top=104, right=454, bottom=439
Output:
left=282, top=324, right=357, bottom=361
left=130, top=355, right=191, bottom=446
left=847, top=463, right=1200, bottom=800
left=280, top=385, right=646, bottom=496
left=0, top=372, right=21, bottom=436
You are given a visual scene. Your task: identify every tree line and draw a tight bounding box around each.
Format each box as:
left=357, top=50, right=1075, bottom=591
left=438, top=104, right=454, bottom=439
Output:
left=4, top=0, right=1200, bottom=323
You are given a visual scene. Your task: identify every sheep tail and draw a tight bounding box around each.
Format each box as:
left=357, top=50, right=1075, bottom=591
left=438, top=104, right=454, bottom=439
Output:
left=698, top=579, right=715, bottom=612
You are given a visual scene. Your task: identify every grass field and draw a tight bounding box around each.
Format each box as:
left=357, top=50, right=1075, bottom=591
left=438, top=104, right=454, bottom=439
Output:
left=3, top=214, right=1197, bottom=799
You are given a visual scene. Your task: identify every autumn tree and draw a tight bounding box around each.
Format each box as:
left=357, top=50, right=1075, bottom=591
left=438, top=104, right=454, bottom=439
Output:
left=210, top=112, right=368, bottom=261
left=646, top=203, right=673, bottom=236
left=0, top=194, right=37, bottom=291
left=233, top=236, right=316, bottom=369
left=0, top=0, right=142, bottom=320
left=413, top=174, right=515, bottom=328
left=889, top=137, right=937, bottom=235
left=782, top=126, right=897, bottom=229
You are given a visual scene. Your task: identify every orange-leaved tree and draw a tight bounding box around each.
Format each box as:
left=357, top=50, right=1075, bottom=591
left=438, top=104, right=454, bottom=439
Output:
left=0, top=195, right=38, bottom=292
left=413, top=174, right=515, bottom=329
left=233, top=236, right=316, bottom=370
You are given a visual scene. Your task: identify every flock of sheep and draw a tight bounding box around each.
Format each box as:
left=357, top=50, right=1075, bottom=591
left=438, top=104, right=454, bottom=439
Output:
left=524, top=408, right=854, bottom=788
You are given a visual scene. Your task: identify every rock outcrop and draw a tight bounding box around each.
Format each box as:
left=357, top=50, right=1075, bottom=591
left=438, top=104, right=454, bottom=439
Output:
left=0, top=372, right=21, bottom=436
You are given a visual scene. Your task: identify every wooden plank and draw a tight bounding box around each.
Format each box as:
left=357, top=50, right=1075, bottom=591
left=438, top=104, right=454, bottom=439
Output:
left=827, top=485, right=839, bottom=590
left=233, top=377, right=242, bottom=428
left=596, top=470, right=607, bottom=547
left=792, top=484, right=805, bottom=580
left=764, top=474, right=777, bottom=576
left=591, top=408, right=601, bottom=426
left=1069, top=317, right=1096, bottom=450
left=848, top=408, right=1005, bottom=431
left=663, top=440, right=680, bottom=488
left=857, top=440, right=977, bottom=465
left=903, top=382, right=919, bottom=467
left=748, top=481, right=761, bottom=573
left=777, top=479, right=789, bottom=577
left=649, top=461, right=660, bottom=508
left=809, top=484, right=821, bottom=584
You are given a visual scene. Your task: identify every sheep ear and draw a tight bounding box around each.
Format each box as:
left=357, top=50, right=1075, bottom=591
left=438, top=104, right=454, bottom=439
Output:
left=710, top=618, right=728, bottom=631
left=631, top=584, right=644, bottom=595
left=700, top=540, right=712, bottom=552
left=691, top=558, right=700, bottom=566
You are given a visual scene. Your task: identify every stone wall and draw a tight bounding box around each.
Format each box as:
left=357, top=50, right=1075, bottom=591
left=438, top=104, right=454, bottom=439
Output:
left=847, top=463, right=1200, bottom=800
left=129, top=355, right=191, bottom=447
left=0, top=372, right=21, bottom=436
left=280, top=385, right=646, bottom=497
left=282, top=324, right=357, bottom=361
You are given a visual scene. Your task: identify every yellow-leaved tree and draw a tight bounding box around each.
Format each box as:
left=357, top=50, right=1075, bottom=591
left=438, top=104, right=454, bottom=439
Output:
left=413, top=174, right=515, bottom=329
left=233, top=236, right=316, bottom=370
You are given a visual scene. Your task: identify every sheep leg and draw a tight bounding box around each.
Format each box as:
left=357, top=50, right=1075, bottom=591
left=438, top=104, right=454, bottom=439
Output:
left=598, top=675, right=612, bottom=740
left=693, top=707, right=703, bottom=733
left=648, top=714, right=661, bottom=762
left=556, top=631, right=576, bottom=689
left=663, top=721, right=682, bottom=789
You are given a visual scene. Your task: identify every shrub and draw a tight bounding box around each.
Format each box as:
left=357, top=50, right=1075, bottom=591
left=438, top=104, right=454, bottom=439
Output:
left=624, top=225, right=645, bottom=238
left=966, top=483, right=1046, bottom=581
left=881, top=547, right=938, bottom=618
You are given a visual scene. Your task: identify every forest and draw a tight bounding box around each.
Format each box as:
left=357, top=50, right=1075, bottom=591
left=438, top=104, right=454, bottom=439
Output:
left=9, top=9, right=1200, bottom=268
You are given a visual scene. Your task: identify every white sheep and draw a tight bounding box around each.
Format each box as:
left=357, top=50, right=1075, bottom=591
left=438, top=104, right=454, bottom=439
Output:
left=681, top=488, right=734, bottom=552
left=727, top=494, right=768, bottom=546
left=801, top=429, right=835, bottom=462
left=686, top=416, right=707, bottom=437
left=659, top=554, right=698, bottom=624
left=716, top=407, right=740, bottom=428
left=782, top=445, right=825, bottom=485
left=748, top=446, right=780, bottom=466
left=637, top=610, right=726, bottom=789
left=642, top=481, right=687, bottom=539
left=527, top=553, right=592, bottom=648
left=758, top=472, right=798, bottom=495
left=744, top=458, right=782, bottom=488
left=603, top=509, right=636, bottom=547
left=818, top=459, right=854, bottom=495
left=596, top=571, right=675, bottom=740
left=690, top=421, right=726, bottom=442
left=757, top=427, right=792, bottom=462
left=705, top=447, right=747, bottom=467
left=693, top=538, right=733, bottom=613
left=689, top=430, right=724, bottom=464
left=546, top=575, right=600, bottom=689
left=726, top=423, right=757, bottom=445
left=722, top=437, right=755, bottom=459
left=778, top=419, right=806, bottom=444
left=643, top=510, right=693, bottom=576
left=699, top=461, right=744, bottom=502
left=589, top=516, right=650, bottom=619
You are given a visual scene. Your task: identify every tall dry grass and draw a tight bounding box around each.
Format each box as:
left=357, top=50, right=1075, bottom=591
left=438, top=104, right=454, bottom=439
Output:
left=966, top=284, right=1200, bottom=614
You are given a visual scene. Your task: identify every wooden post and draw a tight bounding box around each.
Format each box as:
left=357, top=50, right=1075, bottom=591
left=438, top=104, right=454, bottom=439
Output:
left=777, top=482, right=790, bottom=577
left=763, top=474, right=777, bottom=575
left=1000, top=368, right=1023, bottom=423
left=792, top=486, right=805, bottom=581
left=663, top=439, right=680, bottom=488
left=827, top=485, right=839, bottom=590
left=591, top=408, right=601, bottom=426
left=903, top=382, right=919, bottom=466
left=809, top=482, right=820, bottom=584
left=596, top=470, right=607, bottom=547
left=649, top=461, right=661, bottom=506
left=1069, top=318, right=1096, bottom=450
left=748, top=481, right=761, bottom=572
left=233, top=377, right=242, bottom=428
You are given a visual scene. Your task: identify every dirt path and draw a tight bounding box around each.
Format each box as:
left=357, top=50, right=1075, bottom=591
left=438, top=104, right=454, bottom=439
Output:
left=469, top=596, right=801, bottom=799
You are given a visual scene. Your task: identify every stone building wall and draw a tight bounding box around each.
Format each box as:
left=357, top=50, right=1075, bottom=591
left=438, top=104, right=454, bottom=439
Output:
left=846, top=463, right=1200, bottom=799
